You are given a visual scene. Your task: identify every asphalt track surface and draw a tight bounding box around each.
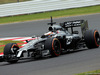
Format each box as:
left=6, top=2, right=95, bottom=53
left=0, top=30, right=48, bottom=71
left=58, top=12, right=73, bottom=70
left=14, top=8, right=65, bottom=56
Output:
left=0, top=14, right=100, bottom=75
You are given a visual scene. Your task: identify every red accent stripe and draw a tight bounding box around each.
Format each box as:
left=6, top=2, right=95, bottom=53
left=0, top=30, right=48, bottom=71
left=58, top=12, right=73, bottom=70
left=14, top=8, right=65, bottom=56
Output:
left=0, top=45, right=5, bottom=47
left=21, top=38, right=36, bottom=41
left=2, top=37, right=25, bottom=41
left=0, top=37, right=36, bottom=56
left=0, top=52, right=3, bottom=55
left=17, top=43, right=27, bottom=45
left=0, top=43, right=26, bottom=47
left=0, top=43, right=25, bottom=55
left=19, top=46, right=24, bottom=48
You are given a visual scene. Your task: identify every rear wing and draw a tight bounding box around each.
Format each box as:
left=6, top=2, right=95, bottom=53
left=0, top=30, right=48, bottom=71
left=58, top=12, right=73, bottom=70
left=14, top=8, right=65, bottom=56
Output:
left=60, top=20, right=89, bottom=36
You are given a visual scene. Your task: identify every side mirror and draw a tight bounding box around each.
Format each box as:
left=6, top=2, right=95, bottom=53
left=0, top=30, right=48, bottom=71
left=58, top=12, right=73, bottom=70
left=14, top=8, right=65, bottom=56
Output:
left=32, top=35, right=36, bottom=38
left=73, top=31, right=79, bottom=34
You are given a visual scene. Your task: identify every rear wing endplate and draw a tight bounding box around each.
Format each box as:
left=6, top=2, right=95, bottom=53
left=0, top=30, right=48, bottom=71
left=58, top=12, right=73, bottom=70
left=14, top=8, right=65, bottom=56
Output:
left=81, top=20, right=89, bottom=36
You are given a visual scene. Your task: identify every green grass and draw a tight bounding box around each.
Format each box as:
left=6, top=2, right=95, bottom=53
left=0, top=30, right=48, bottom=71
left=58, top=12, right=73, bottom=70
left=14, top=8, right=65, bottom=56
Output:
left=0, top=0, right=31, bottom=4
left=0, top=40, right=24, bottom=53
left=76, top=70, right=100, bottom=75
left=0, top=5, right=100, bottom=24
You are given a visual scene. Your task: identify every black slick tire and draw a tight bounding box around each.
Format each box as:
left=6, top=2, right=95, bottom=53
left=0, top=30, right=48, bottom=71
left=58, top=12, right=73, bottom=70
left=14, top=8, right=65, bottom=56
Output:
left=84, top=29, right=100, bottom=49
left=4, top=43, right=19, bottom=63
left=45, top=38, right=61, bottom=57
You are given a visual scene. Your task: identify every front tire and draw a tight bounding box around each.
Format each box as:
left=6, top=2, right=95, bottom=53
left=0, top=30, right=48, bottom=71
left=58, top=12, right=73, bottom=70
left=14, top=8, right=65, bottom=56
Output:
left=4, top=43, right=19, bottom=63
left=84, top=29, right=100, bottom=49
left=45, top=38, right=61, bottom=57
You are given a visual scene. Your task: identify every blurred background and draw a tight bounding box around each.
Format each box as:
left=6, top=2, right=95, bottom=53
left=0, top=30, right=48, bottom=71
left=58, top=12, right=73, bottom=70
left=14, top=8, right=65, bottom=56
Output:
left=0, top=0, right=31, bottom=4
left=0, top=0, right=93, bottom=4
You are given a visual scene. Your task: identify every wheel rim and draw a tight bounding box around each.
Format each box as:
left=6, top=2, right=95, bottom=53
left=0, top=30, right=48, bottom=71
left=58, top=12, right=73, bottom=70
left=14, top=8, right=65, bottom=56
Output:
left=94, top=31, right=100, bottom=47
left=11, top=44, right=19, bottom=54
left=54, top=41, right=60, bottom=53
left=52, top=38, right=61, bottom=56
left=95, top=32, right=100, bottom=46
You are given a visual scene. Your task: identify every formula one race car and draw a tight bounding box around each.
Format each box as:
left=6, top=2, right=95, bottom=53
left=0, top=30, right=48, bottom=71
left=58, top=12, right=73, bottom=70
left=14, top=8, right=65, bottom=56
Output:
left=0, top=17, right=100, bottom=63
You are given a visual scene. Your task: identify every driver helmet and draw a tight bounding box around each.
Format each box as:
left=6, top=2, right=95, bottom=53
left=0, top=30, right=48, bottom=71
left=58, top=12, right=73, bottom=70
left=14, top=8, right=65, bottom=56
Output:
left=48, top=25, right=62, bottom=31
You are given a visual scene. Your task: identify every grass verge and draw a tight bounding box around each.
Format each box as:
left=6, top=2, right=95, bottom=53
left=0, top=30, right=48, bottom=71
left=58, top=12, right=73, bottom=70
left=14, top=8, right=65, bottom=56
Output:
left=0, top=40, right=24, bottom=53
left=0, top=5, right=100, bottom=24
left=76, top=70, right=100, bottom=75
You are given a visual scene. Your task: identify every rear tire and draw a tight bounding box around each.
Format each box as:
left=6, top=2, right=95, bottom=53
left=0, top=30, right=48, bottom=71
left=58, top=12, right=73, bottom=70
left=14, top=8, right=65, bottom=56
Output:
left=84, top=29, right=100, bottom=49
left=4, top=43, right=19, bottom=63
left=45, top=38, right=61, bottom=57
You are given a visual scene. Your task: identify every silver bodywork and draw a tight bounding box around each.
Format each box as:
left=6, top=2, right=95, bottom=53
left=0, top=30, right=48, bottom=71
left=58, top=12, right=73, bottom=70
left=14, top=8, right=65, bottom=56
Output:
left=16, top=28, right=80, bottom=58
left=17, top=37, right=47, bottom=57
left=0, top=19, right=97, bottom=63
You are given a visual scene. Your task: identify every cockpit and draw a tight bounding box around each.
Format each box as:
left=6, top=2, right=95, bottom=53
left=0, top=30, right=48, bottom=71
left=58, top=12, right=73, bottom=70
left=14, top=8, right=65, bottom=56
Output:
left=48, top=25, right=64, bottom=31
